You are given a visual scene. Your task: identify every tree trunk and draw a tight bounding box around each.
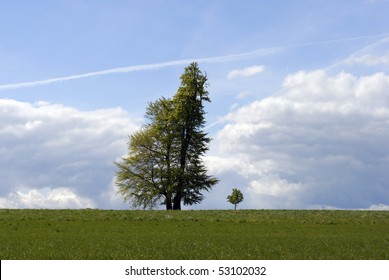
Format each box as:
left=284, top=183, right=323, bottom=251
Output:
left=165, top=194, right=173, bottom=210
left=172, top=194, right=182, bottom=210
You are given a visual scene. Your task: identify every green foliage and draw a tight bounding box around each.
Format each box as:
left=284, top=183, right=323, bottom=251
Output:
left=115, top=62, right=218, bottom=210
left=1, top=209, right=388, bottom=260
left=227, top=188, right=244, bottom=210
left=115, top=127, right=164, bottom=209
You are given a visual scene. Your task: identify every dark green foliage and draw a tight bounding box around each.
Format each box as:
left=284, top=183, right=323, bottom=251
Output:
left=1, top=209, right=388, bottom=259
left=115, top=63, right=218, bottom=210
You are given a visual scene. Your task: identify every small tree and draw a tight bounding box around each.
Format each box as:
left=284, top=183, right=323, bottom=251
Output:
left=227, top=188, right=244, bottom=210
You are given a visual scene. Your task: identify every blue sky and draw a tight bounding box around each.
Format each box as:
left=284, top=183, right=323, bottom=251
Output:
left=1, top=0, right=389, bottom=209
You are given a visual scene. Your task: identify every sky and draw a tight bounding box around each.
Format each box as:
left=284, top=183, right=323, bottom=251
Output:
left=1, top=0, right=389, bottom=210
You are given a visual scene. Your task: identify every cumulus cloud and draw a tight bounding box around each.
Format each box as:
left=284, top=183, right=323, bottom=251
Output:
left=368, top=204, right=389, bottom=210
left=209, top=70, right=389, bottom=209
left=0, top=99, right=137, bottom=209
left=0, top=188, right=95, bottom=209
left=227, top=65, right=265, bottom=79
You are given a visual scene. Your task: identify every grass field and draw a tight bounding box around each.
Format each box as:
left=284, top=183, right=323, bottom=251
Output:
left=0, top=209, right=388, bottom=259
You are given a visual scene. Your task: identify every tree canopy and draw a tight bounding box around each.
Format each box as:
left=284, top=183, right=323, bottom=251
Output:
left=227, top=188, right=244, bottom=210
left=115, top=62, right=218, bottom=210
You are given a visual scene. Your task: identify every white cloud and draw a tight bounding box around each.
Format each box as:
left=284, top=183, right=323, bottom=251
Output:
left=345, top=54, right=389, bottom=66
left=227, top=65, right=265, bottom=79
left=236, top=91, right=252, bottom=99
left=368, top=204, right=389, bottom=210
left=0, top=188, right=95, bottom=209
left=248, top=174, right=303, bottom=197
left=210, top=70, right=389, bottom=209
left=331, top=36, right=389, bottom=70
left=0, top=99, right=138, bottom=209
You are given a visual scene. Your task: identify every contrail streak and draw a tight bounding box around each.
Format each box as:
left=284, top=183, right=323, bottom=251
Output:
left=0, top=47, right=280, bottom=91
left=1, top=32, right=388, bottom=91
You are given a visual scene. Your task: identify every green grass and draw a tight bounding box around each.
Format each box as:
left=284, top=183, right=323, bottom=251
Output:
left=0, top=209, right=388, bottom=259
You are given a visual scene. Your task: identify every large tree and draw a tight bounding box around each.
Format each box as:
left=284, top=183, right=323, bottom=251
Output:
left=115, top=62, right=218, bottom=210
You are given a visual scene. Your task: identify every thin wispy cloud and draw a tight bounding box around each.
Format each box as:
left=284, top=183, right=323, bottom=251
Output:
left=227, top=65, right=265, bottom=79
left=0, top=60, right=195, bottom=91
left=1, top=32, right=389, bottom=91
left=345, top=54, right=389, bottom=66
left=327, top=36, right=389, bottom=69
left=287, top=32, right=389, bottom=48
left=0, top=47, right=281, bottom=91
